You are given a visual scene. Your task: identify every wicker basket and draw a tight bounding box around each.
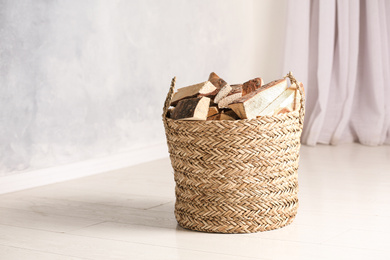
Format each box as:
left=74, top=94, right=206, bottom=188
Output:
left=162, top=72, right=305, bottom=233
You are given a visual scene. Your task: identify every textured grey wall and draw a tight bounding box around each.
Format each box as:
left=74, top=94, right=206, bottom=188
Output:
left=0, top=0, right=286, bottom=176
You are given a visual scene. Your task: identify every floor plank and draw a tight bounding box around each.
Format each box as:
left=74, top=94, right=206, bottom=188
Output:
left=0, top=196, right=177, bottom=229
left=0, top=207, right=102, bottom=233
left=0, top=225, right=264, bottom=260
left=0, top=245, right=87, bottom=260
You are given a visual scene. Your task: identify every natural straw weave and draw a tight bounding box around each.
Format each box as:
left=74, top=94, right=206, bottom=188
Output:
left=163, top=72, right=305, bottom=233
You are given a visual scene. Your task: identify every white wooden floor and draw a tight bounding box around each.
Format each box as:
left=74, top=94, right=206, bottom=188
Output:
left=0, top=144, right=389, bottom=260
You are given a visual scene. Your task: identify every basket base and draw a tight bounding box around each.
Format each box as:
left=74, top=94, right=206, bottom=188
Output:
left=174, top=206, right=298, bottom=234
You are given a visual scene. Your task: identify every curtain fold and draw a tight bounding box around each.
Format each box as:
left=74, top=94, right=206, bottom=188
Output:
left=284, top=0, right=390, bottom=146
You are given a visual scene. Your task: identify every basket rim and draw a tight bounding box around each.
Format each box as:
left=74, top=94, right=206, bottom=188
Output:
left=164, top=110, right=300, bottom=124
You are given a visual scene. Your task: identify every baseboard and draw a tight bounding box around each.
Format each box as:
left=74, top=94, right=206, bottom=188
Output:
left=0, top=142, right=169, bottom=195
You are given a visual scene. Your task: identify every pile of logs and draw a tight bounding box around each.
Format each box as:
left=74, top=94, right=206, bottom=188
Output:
left=168, top=72, right=303, bottom=121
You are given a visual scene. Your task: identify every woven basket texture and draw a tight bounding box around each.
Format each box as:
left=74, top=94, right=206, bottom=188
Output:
left=163, top=74, right=305, bottom=233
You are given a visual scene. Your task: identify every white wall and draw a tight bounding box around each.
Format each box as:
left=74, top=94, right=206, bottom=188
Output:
left=0, top=0, right=287, bottom=177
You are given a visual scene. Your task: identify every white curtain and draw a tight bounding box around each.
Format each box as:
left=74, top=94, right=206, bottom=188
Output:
left=284, top=0, right=390, bottom=146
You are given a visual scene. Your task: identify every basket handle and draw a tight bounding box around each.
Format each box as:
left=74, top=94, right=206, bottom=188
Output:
left=284, top=71, right=305, bottom=127
left=162, top=76, right=176, bottom=120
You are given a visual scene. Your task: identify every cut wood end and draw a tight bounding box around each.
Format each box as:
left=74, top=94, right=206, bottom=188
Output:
left=218, top=93, right=242, bottom=109
left=207, top=113, right=221, bottom=120
left=198, top=88, right=219, bottom=98
left=214, top=84, right=232, bottom=104
left=170, top=81, right=216, bottom=106
left=171, top=97, right=210, bottom=120
left=207, top=106, right=219, bottom=117
left=198, top=81, right=217, bottom=94
left=257, top=89, right=295, bottom=117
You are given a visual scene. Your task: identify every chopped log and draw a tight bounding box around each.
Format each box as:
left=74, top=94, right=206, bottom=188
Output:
left=217, top=84, right=243, bottom=108
left=199, top=83, right=241, bottom=100
left=220, top=110, right=239, bottom=120
left=242, top=78, right=264, bottom=96
left=228, top=79, right=288, bottom=119
left=218, top=93, right=242, bottom=109
left=198, top=73, right=229, bottom=100
left=257, top=88, right=295, bottom=116
left=207, top=106, right=219, bottom=117
left=171, top=81, right=216, bottom=106
left=214, top=84, right=232, bottom=104
left=170, top=97, right=210, bottom=120
left=207, top=112, right=221, bottom=120
left=208, top=72, right=228, bottom=89
left=229, top=84, right=243, bottom=95
left=198, top=89, right=219, bottom=99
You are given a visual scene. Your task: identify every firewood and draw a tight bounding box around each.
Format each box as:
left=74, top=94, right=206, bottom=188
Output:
left=208, top=72, right=228, bottom=89
left=198, top=89, right=219, bottom=99
left=228, top=79, right=288, bottom=119
left=220, top=110, right=239, bottom=120
left=242, top=78, right=264, bottom=96
left=198, top=73, right=229, bottom=100
left=217, top=84, right=243, bottom=109
left=171, top=81, right=216, bottom=106
left=218, top=93, right=242, bottom=109
left=257, top=88, right=295, bottom=116
left=207, top=113, right=221, bottom=120
left=230, top=84, right=243, bottom=94
left=214, top=84, right=232, bottom=104
left=207, top=106, right=219, bottom=117
left=170, top=97, right=210, bottom=120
